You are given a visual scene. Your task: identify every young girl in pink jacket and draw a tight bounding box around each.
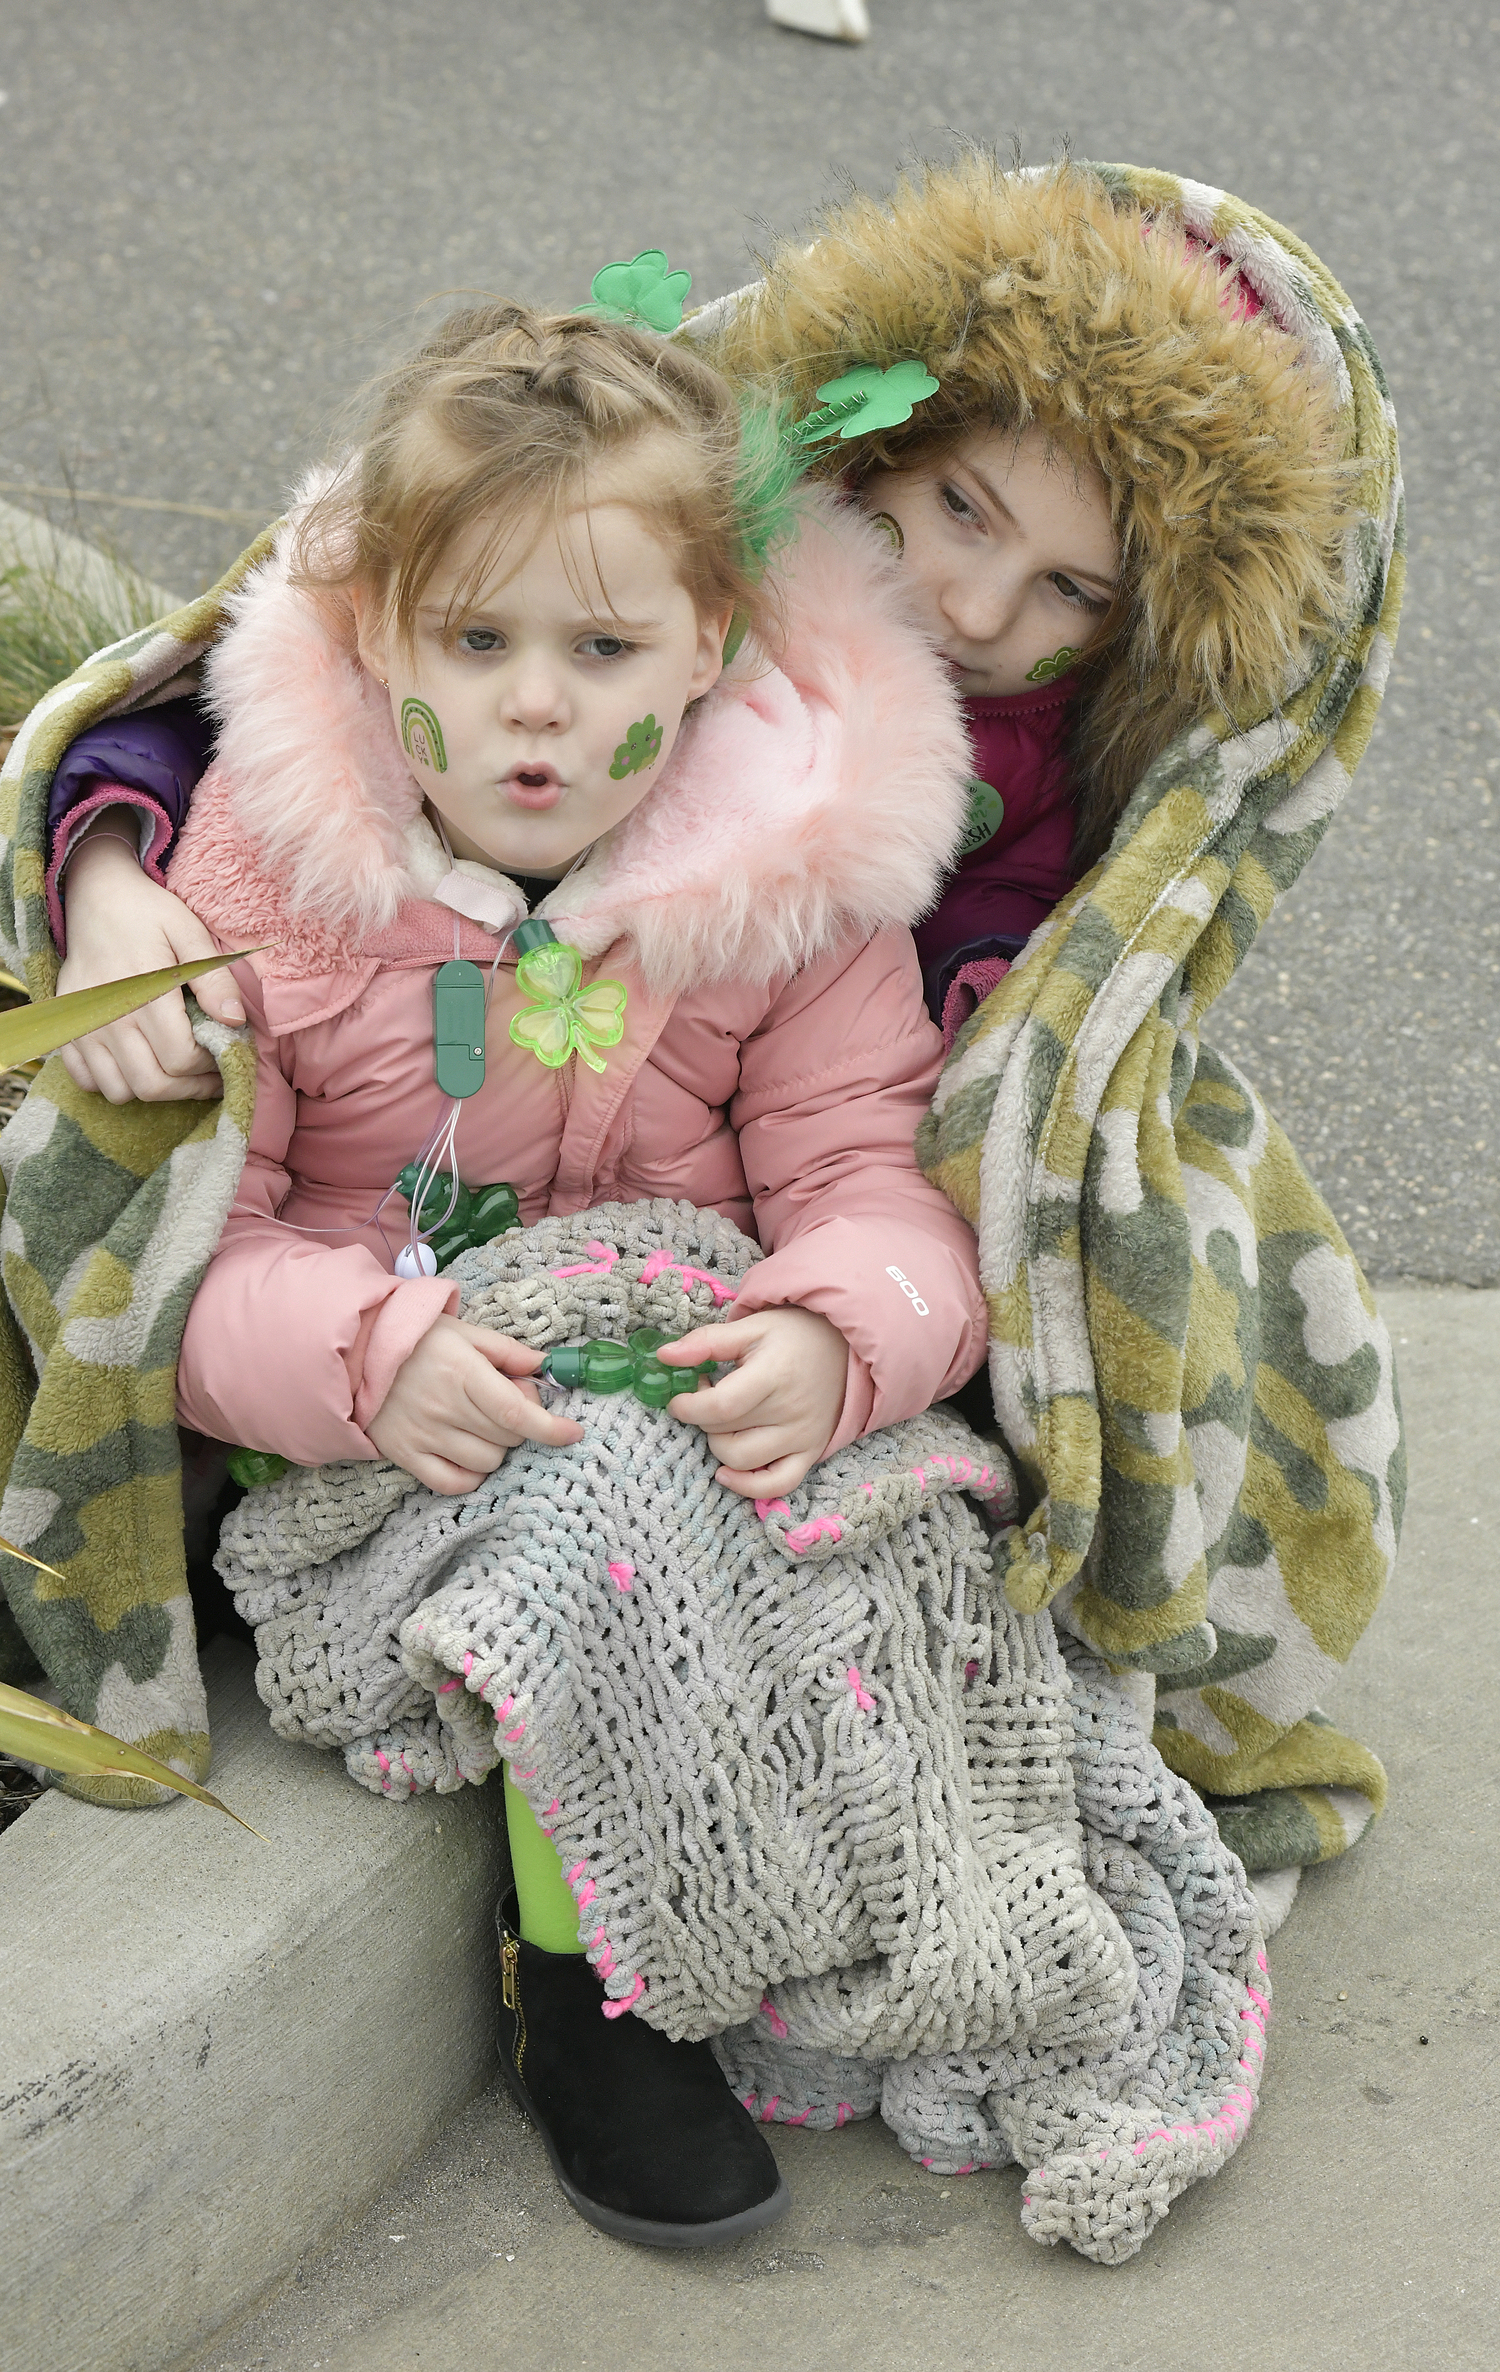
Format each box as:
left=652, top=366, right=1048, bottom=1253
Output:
left=76, top=298, right=985, bottom=2245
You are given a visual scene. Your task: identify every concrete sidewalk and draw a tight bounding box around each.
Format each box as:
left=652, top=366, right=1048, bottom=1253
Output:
left=187, top=1284, right=1495, bottom=2372
left=0, top=1643, right=506, bottom=2372
left=3, top=1284, right=1495, bottom=2372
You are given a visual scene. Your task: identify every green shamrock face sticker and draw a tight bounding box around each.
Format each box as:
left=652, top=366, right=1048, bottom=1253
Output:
left=589, top=250, right=692, bottom=333
left=1025, top=646, right=1081, bottom=685
left=789, top=359, right=941, bottom=448
left=608, top=713, right=663, bottom=779
left=510, top=940, right=628, bottom=1074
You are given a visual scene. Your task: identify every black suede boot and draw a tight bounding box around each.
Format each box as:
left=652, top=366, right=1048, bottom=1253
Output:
left=495, top=1893, right=790, bottom=2247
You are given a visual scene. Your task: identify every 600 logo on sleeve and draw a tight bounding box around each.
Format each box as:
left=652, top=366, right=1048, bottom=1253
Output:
left=885, top=1264, right=930, bottom=1316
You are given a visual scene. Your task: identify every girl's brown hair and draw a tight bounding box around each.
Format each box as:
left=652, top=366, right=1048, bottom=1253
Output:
left=294, top=303, right=773, bottom=650
left=706, top=155, right=1355, bottom=872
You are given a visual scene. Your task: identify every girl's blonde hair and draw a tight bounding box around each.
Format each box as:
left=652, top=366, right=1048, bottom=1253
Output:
left=294, top=303, right=773, bottom=649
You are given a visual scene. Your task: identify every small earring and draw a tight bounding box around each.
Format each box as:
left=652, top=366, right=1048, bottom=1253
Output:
left=869, top=511, right=904, bottom=556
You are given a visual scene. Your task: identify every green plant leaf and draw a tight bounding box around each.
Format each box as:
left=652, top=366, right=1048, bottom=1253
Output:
left=0, top=951, right=258, bottom=1068
left=0, top=1531, right=65, bottom=1582
left=0, top=546, right=161, bottom=728
left=0, top=1682, right=269, bottom=1838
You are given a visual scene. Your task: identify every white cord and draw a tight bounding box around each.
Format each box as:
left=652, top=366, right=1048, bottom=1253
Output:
left=240, top=827, right=592, bottom=1269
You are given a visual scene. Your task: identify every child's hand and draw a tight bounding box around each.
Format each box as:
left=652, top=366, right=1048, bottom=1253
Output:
left=367, top=1315, right=584, bottom=1495
left=56, top=818, right=245, bottom=1102
left=660, top=1307, right=849, bottom=1498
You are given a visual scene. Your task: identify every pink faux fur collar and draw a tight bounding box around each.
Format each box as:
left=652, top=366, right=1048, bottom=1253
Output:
left=180, top=478, right=970, bottom=999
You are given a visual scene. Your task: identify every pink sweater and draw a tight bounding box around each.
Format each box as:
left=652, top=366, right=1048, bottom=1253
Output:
left=912, top=677, right=1078, bottom=1031
left=169, top=487, right=988, bottom=1465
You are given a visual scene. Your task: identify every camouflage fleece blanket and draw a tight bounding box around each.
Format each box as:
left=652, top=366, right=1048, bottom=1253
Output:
left=918, top=168, right=1404, bottom=1872
left=0, top=168, right=1401, bottom=1861
left=0, top=549, right=272, bottom=1798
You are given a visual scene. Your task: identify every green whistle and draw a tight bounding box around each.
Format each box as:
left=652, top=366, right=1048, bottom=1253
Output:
left=542, top=1326, right=714, bottom=1408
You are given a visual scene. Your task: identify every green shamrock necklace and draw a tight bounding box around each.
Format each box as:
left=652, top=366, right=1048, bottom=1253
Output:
left=509, top=920, right=627, bottom=1074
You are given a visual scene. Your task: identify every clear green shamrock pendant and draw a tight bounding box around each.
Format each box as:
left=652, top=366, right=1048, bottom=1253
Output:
left=509, top=931, right=627, bottom=1073
left=541, top=1327, right=715, bottom=1409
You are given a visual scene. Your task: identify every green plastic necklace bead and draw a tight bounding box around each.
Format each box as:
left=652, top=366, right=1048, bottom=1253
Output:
left=627, top=1328, right=677, bottom=1407
left=630, top=1362, right=679, bottom=1409
left=395, top=1167, right=520, bottom=1272
left=226, top=1447, right=289, bottom=1489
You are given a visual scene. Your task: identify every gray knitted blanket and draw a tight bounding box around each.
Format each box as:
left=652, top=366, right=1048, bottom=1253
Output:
left=216, top=1199, right=1269, bottom=2263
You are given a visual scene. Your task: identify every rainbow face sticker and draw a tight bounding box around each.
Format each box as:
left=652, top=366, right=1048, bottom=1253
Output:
left=400, top=697, right=448, bottom=772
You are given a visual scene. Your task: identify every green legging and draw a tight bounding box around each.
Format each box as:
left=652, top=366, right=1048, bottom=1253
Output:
left=504, top=1763, right=583, bottom=1953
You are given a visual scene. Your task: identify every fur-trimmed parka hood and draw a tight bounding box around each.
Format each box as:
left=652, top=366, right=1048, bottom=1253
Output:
left=175, top=480, right=970, bottom=997
left=699, top=156, right=1362, bottom=861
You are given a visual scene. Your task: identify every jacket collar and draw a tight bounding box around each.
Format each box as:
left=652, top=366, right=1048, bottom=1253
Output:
left=199, top=480, right=970, bottom=998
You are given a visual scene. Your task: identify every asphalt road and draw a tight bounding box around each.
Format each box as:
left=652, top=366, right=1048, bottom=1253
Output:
left=2, top=1, right=1496, bottom=1279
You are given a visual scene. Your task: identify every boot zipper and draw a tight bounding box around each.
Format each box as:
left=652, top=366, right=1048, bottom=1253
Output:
left=501, top=1934, right=527, bottom=2076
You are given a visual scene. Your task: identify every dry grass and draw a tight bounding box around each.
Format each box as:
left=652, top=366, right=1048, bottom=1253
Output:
left=0, top=841, right=32, bottom=1128
left=0, top=1756, right=44, bottom=1833
left=0, top=545, right=157, bottom=731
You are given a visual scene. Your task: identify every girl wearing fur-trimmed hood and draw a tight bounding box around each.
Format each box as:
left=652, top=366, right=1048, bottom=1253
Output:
left=700, top=153, right=1404, bottom=1890
left=699, top=155, right=1359, bottom=1041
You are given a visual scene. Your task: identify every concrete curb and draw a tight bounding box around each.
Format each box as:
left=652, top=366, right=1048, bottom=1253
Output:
left=0, top=1637, right=507, bottom=2372
left=0, top=496, right=179, bottom=622
left=2, top=1283, right=1493, bottom=2372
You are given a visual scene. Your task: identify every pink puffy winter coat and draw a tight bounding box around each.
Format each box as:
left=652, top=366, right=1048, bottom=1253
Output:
left=169, top=491, right=988, bottom=1465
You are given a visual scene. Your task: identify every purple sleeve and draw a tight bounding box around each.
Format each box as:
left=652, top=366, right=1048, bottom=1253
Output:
left=45, top=698, right=214, bottom=950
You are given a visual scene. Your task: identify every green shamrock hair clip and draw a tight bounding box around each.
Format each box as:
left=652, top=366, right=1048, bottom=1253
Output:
left=510, top=934, right=627, bottom=1074
left=786, top=360, right=941, bottom=449
left=588, top=249, right=692, bottom=333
